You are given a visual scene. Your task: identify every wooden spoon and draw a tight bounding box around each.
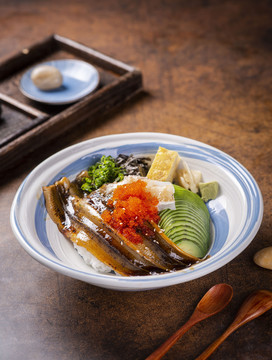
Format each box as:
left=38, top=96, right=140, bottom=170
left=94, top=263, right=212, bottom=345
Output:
left=145, top=283, right=233, bottom=360
left=195, top=289, right=272, bottom=360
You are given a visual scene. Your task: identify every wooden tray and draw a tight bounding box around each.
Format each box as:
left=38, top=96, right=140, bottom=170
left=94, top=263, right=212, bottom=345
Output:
left=0, top=34, right=143, bottom=172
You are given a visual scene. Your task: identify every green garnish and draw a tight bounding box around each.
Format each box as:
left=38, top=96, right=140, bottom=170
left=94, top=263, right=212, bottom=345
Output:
left=81, top=155, right=125, bottom=192
left=199, top=181, right=219, bottom=202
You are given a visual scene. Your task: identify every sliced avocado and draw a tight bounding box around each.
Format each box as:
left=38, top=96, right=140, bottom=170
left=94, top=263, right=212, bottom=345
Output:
left=159, top=185, right=210, bottom=258
left=174, top=185, right=210, bottom=216
left=161, top=208, right=210, bottom=231
left=160, top=208, right=210, bottom=235
left=166, top=226, right=209, bottom=249
left=175, top=200, right=210, bottom=220
left=169, top=231, right=209, bottom=255
left=161, top=202, right=208, bottom=224
left=172, top=236, right=207, bottom=255
left=175, top=240, right=204, bottom=258
left=161, top=219, right=209, bottom=243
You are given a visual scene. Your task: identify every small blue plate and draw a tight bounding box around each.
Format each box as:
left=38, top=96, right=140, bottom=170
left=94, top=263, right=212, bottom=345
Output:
left=20, top=59, right=100, bottom=105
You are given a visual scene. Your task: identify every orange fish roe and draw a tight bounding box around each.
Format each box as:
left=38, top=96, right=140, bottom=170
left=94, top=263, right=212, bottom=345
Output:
left=101, top=179, right=160, bottom=244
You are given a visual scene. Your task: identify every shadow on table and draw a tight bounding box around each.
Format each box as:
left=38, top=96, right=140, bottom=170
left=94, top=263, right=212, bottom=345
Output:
left=26, top=270, right=232, bottom=360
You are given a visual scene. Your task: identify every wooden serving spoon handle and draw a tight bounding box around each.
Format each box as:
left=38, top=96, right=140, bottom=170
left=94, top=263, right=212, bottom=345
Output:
left=146, top=284, right=233, bottom=360
left=146, top=311, right=205, bottom=360
left=194, top=327, right=236, bottom=360
left=195, top=290, right=272, bottom=360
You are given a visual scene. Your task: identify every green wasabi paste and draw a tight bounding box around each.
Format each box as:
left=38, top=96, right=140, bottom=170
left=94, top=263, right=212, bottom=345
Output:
left=199, top=181, right=219, bottom=202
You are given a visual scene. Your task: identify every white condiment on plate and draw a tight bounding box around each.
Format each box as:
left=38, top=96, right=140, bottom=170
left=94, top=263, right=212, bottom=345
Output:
left=31, top=65, right=63, bottom=90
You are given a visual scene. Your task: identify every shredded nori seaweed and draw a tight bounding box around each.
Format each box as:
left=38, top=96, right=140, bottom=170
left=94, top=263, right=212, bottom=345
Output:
left=115, top=154, right=151, bottom=177
left=81, top=154, right=151, bottom=193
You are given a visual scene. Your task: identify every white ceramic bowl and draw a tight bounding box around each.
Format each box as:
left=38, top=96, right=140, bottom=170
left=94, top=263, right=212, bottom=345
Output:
left=10, top=133, right=263, bottom=291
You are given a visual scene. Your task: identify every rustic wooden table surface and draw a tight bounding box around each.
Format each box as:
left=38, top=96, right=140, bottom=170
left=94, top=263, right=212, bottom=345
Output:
left=0, top=1, right=271, bottom=359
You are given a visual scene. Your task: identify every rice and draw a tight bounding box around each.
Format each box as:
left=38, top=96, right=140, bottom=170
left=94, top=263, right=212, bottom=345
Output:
left=73, top=243, right=113, bottom=274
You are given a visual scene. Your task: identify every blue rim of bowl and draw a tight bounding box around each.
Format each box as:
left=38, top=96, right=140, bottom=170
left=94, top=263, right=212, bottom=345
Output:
left=19, top=59, right=100, bottom=105
left=10, top=133, right=263, bottom=288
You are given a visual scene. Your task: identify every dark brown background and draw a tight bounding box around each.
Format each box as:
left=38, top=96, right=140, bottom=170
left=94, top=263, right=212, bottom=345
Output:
left=0, top=1, right=271, bottom=359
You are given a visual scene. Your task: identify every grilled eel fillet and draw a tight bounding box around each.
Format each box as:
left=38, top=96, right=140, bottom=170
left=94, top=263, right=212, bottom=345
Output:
left=43, top=177, right=198, bottom=276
